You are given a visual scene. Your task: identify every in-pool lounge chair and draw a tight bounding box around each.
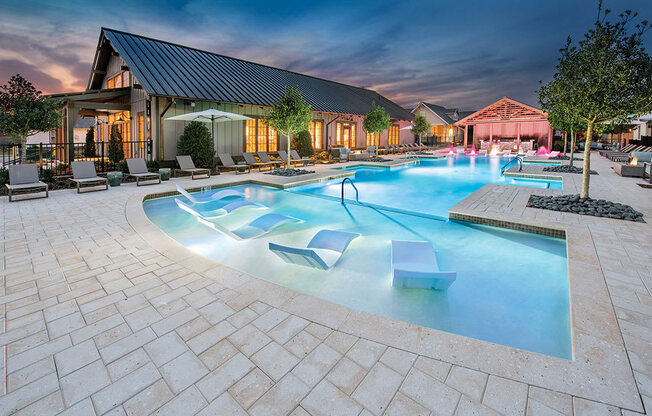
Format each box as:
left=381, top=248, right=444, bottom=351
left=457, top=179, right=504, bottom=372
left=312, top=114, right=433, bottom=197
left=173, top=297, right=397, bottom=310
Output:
left=198, top=213, right=301, bottom=240
left=269, top=229, right=360, bottom=270
left=218, top=153, right=250, bottom=174
left=70, top=161, right=108, bottom=193
left=176, top=185, right=243, bottom=204
left=175, top=198, right=263, bottom=219
left=478, top=149, right=488, bottom=156
left=5, top=164, right=48, bottom=202
left=548, top=151, right=560, bottom=157
left=125, top=158, right=161, bottom=186
left=391, top=240, right=456, bottom=290
left=502, top=149, right=512, bottom=156
left=524, top=150, right=536, bottom=157
left=257, top=152, right=284, bottom=168
left=243, top=152, right=275, bottom=171
left=291, top=150, right=316, bottom=166
left=176, top=155, right=211, bottom=179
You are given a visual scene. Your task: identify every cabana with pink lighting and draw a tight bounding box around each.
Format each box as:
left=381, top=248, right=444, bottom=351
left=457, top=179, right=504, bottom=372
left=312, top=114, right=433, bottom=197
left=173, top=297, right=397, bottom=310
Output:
left=454, top=97, right=553, bottom=154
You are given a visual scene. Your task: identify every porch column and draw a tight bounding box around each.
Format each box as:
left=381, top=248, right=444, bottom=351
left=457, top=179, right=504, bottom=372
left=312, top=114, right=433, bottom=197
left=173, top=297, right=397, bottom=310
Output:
left=66, top=103, right=76, bottom=164
left=489, top=124, right=493, bottom=143
left=516, top=123, right=521, bottom=149
left=463, top=125, right=468, bottom=149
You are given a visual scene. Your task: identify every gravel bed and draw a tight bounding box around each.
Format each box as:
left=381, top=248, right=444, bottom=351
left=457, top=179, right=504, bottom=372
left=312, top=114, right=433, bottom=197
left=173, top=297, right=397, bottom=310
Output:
left=549, top=155, right=583, bottom=161
left=265, top=168, right=315, bottom=177
left=527, top=194, right=644, bottom=222
left=543, top=165, right=597, bottom=174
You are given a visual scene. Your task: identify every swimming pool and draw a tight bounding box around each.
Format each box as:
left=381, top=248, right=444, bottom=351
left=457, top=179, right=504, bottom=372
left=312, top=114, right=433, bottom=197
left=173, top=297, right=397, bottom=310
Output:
left=291, top=155, right=562, bottom=218
left=144, top=183, right=571, bottom=359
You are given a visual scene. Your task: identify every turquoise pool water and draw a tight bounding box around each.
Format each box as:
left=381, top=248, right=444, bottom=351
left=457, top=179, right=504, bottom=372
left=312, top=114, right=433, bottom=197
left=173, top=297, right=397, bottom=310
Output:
left=144, top=182, right=571, bottom=359
left=291, top=155, right=562, bottom=218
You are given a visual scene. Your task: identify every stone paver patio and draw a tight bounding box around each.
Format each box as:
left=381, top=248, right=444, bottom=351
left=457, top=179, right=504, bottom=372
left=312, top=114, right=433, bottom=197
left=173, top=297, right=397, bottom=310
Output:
left=1, top=152, right=650, bottom=415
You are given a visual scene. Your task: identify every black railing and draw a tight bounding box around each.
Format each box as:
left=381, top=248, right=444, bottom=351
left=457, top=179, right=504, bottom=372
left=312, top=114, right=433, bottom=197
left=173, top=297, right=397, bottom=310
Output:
left=0, top=140, right=151, bottom=175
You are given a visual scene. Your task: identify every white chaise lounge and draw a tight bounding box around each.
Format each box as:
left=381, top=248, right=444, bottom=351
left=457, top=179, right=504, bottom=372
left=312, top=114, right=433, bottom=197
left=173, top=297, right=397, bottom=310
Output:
left=176, top=185, right=243, bottom=204
left=269, top=229, right=360, bottom=270
left=548, top=151, right=560, bottom=157
left=198, top=213, right=301, bottom=240
left=524, top=150, right=536, bottom=157
left=175, top=198, right=263, bottom=219
left=391, top=240, right=456, bottom=290
left=5, top=164, right=48, bottom=202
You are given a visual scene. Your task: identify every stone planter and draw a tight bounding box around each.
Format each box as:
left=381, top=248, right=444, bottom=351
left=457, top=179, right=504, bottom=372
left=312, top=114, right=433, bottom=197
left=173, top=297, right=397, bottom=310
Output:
left=159, top=168, right=171, bottom=181
left=106, top=171, right=123, bottom=186
left=614, top=162, right=644, bottom=178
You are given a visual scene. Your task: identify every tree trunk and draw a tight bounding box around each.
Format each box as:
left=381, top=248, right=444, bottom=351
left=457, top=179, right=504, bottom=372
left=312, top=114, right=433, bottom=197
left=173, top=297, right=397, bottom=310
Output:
left=562, top=131, right=567, bottom=156
left=287, top=134, right=292, bottom=169
left=569, top=128, right=575, bottom=168
left=580, top=123, right=593, bottom=199
left=19, top=135, right=27, bottom=163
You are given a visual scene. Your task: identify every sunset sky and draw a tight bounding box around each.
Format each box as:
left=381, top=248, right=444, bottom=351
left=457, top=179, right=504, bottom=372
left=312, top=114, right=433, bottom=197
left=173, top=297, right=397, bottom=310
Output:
left=1, top=0, right=650, bottom=110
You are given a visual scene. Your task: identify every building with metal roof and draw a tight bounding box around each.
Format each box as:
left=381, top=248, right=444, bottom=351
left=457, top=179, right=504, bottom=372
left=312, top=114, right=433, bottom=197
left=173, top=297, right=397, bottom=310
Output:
left=53, top=28, right=414, bottom=163
left=411, top=102, right=473, bottom=144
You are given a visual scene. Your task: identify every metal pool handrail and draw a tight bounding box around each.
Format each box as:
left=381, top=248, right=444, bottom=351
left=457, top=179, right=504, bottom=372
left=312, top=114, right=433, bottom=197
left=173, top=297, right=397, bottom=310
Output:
left=341, top=177, right=359, bottom=205
left=500, top=156, right=523, bottom=174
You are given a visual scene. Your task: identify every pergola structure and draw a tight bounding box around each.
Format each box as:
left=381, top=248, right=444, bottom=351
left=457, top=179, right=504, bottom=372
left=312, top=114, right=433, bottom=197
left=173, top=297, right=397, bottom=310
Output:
left=455, top=97, right=553, bottom=151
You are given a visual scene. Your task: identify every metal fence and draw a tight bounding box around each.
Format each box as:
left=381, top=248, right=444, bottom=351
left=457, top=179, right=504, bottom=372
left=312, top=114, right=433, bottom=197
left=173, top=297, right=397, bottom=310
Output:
left=0, top=140, right=152, bottom=175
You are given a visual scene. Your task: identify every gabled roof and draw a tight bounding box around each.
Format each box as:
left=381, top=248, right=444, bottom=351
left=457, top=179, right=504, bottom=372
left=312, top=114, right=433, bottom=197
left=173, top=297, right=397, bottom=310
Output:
left=455, top=97, right=547, bottom=126
left=89, top=28, right=413, bottom=120
left=412, top=102, right=472, bottom=125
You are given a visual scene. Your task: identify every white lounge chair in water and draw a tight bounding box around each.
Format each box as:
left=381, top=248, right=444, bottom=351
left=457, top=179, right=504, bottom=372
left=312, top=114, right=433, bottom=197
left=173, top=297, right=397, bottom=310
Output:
left=548, top=151, right=560, bottom=157
left=176, top=185, right=243, bottom=204
left=391, top=240, right=456, bottom=290
left=175, top=198, right=264, bottom=219
left=198, top=213, right=302, bottom=240
left=502, top=149, right=512, bottom=156
left=524, top=150, right=536, bottom=157
left=268, top=229, right=360, bottom=270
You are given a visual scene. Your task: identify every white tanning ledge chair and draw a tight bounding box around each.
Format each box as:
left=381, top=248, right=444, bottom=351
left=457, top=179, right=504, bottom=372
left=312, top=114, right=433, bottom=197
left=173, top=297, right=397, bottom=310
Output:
left=269, top=229, right=360, bottom=270
left=391, top=240, right=456, bottom=290
left=175, top=198, right=264, bottom=219
left=176, top=185, right=243, bottom=204
left=198, top=213, right=301, bottom=240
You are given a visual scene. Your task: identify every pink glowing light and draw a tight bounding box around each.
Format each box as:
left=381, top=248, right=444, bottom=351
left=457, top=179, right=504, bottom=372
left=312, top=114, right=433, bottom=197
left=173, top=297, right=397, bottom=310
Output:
left=448, top=145, right=456, bottom=155
left=536, top=146, right=549, bottom=155
left=468, top=144, right=477, bottom=155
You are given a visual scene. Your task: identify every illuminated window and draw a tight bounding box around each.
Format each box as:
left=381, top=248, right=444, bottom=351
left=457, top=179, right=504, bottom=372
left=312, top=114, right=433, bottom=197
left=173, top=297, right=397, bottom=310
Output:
left=389, top=125, right=399, bottom=145
left=138, top=114, right=145, bottom=149
left=336, top=123, right=341, bottom=145
left=309, top=121, right=323, bottom=150
left=335, top=122, right=356, bottom=148
left=267, top=124, right=278, bottom=152
left=106, top=71, right=130, bottom=89
left=257, top=119, right=268, bottom=153
left=245, top=119, right=256, bottom=152
left=366, top=131, right=378, bottom=146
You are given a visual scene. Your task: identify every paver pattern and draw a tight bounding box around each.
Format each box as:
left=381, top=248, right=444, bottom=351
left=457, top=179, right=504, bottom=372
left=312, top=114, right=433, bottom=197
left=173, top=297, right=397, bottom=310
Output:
left=1, top=152, right=649, bottom=415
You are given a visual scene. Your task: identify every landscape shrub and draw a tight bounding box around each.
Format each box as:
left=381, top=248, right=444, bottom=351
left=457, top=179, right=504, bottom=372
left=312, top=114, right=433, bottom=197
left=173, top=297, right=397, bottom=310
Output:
left=84, top=127, right=96, bottom=157
left=177, top=121, right=214, bottom=168
left=0, top=168, right=8, bottom=186
left=40, top=168, right=56, bottom=183
left=108, top=125, right=124, bottom=163
left=291, top=130, right=314, bottom=157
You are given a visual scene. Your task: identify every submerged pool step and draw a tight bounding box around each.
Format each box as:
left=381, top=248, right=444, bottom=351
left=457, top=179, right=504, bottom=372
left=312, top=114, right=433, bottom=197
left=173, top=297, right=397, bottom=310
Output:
left=287, top=189, right=449, bottom=222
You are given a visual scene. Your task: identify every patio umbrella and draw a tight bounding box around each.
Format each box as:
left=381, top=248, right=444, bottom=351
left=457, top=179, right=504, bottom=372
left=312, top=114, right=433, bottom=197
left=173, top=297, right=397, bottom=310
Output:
left=166, top=109, right=252, bottom=144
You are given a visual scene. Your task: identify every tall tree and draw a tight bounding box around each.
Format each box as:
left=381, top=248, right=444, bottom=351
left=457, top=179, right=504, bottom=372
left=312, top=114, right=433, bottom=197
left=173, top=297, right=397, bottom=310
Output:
left=266, top=87, right=313, bottom=169
left=411, top=114, right=431, bottom=147
left=363, top=102, right=392, bottom=149
left=108, top=125, right=124, bottom=163
left=0, top=74, right=62, bottom=162
left=84, top=127, right=96, bottom=158
left=539, top=3, right=652, bottom=198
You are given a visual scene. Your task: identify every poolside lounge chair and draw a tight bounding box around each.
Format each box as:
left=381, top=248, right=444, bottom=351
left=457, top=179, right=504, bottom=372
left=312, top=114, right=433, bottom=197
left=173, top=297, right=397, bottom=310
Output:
left=217, top=153, right=251, bottom=174
left=391, top=240, right=456, bottom=290
left=502, top=150, right=512, bottom=156
left=175, top=198, right=263, bottom=219
left=176, top=185, right=243, bottom=204
left=548, top=151, right=560, bottom=158
left=70, top=161, right=108, bottom=193
left=366, top=146, right=378, bottom=157
left=257, top=152, right=284, bottom=168
left=269, top=229, right=360, bottom=270
left=176, top=155, right=211, bottom=179
left=197, top=212, right=302, bottom=240
left=524, top=150, right=536, bottom=157
left=125, top=158, right=161, bottom=186
left=243, top=152, right=275, bottom=171
left=277, top=150, right=305, bottom=167
left=291, top=150, right=316, bottom=166
left=5, top=164, right=48, bottom=202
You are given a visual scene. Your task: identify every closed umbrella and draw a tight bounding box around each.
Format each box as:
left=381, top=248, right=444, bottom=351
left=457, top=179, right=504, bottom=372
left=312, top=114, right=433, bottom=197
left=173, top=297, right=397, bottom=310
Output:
left=166, top=109, right=252, bottom=144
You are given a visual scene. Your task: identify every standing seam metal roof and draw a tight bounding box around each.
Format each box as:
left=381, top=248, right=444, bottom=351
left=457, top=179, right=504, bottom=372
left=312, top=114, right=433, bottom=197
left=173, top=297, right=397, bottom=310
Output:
left=99, top=28, right=413, bottom=120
